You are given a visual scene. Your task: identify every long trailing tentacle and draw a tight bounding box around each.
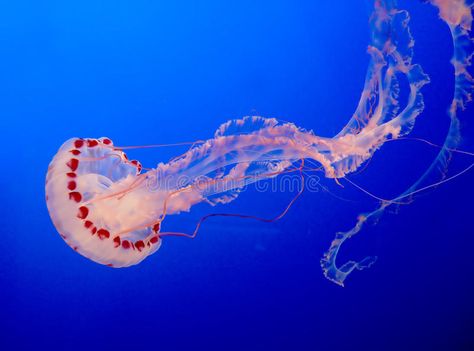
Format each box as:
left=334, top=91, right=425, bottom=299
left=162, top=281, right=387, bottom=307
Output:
left=321, top=0, right=474, bottom=286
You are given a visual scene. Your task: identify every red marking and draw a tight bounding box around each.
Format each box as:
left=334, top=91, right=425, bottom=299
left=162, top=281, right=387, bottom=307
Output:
left=122, top=153, right=128, bottom=160
left=122, top=240, right=131, bottom=249
left=60, top=234, right=67, bottom=239
left=153, top=223, right=160, bottom=233
left=70, top=149, right=81, bottom=155
left=67, top=181, right=77, bottom=190
left=67, top=172, right=76, bottom=178
left=130, top=160, right=142, bottom=173
left=67, top=158, right=79, bottom=171
left=84, top=220, right=93, bottom=228
left=150, top=236, right=159, bottom=244
left=113, top=236, right=121, bottom=248
left=107, top=263, right=114, bottom=267
left=97, top=229, right=110, bottom=240
left=135, top=240, right=145, bottom=252
left=87, top=139, right=99, bottom=147
left=73, top=246, right=78, bottom=251
left=74, top=139, right=84, bottom=148
left=77, top=206, right=89, bottom=219
left=69, top=192, right=82, bottom=202
left=103, top=138, right=112, bottom=145
left=91, top=227, right=97, bottom=235
left=147, top=242, right=151, bottom=247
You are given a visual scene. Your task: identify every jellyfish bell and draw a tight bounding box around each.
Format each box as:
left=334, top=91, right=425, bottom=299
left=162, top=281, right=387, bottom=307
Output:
left=45, top=137, right=162, bottom=267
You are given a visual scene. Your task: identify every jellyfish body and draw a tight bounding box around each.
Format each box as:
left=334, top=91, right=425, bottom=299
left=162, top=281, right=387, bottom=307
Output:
left=45, top=0, right=473, bottom=283
left=46, top=106, right=426, bottom=268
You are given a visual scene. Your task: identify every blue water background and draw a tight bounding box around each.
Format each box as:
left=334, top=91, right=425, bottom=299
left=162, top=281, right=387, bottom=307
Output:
left=1, top=1, right=473, bottom=350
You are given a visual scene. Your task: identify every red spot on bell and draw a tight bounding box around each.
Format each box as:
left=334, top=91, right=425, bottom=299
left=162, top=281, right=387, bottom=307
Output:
left=130, top=160, right=142, bottom=173
left=135, top=240, right=145, bottom=251
left=67, top=158, right=79, bottom=171
left=67, top=181, right=77, bottom=190
left=122, top=240, right=131, bottom=249
left=102, top=138, right=112, bottom=145
left=97, top=229, right=110, bottom=240
left=150, top=236, right=159, bottom=244
left=68, top=192, right=82, bottom=202
left=67, top=172, right=76, bottom=178
left=153, top=223, right=160, bottom=233
left=77, top=206, right=89, bottom=219
left=113, top=236, right=121, bottom=248
left=74, top=139, right=84, bottom=148
left=87, top=139, right=99, bottom=147
left=91, top=227, right=97, bottom=235
left=70, top=149, right=81, bottom=156
left=84, top=220, right=93, bottom=228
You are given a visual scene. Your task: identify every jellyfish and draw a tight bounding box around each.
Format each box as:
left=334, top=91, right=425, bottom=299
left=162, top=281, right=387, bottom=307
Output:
left=45, top=0, right=474, bottom=285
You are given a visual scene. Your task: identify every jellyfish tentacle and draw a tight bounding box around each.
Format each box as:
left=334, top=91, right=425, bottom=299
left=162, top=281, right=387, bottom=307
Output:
left=159, top=160, right=306, bottom=240
left=320, top=0, right=429, bottom=286
left=322, top=0, right=474, bottom=286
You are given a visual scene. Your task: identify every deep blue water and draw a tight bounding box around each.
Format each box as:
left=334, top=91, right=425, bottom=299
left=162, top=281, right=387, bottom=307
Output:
left=1, top=1, right=473, bottom=350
